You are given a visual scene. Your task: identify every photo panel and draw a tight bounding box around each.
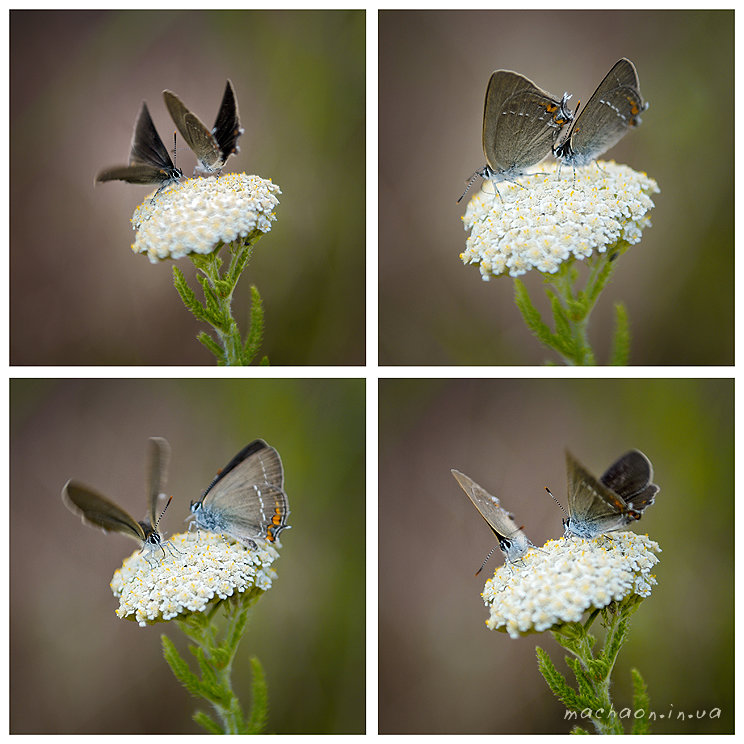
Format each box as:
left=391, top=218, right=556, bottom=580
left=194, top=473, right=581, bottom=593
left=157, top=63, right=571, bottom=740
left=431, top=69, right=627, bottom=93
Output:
left=11, top=9, right=365, bottom=365
left=379, top=378, right=732, bottom=733
left=10, top=378, right=365, bottom=733
left=379, top=10, right=733, bottom=365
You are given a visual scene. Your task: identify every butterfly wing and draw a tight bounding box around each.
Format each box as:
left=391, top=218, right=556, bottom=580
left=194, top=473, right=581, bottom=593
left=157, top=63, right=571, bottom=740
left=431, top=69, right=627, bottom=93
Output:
left=146, top=437, right=171, bottom=527
left=600, top=449, right=659, bottom=514
left=483, top=70, right=571, bottom=177
left=451, top=469, right=531, bottom=562
left=198, top=439, right=289, bottom=543
left=96, top=103, right=181, bottom=185
left=95, top=165, right=177, bottom=184
left=556, top=58, right=646, bottom=166
left=163, top=90, right=222, bottom=170
left=129, top=102, right=177, bottom=170
left=211, top=79, right=244, bottom=166
left=62, top=480, right=146, bottom=544
left=565, top=451, right=632, bottom=538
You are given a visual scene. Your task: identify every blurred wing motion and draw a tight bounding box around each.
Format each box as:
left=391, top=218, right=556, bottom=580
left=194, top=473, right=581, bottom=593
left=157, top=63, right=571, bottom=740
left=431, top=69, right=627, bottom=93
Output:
left=62, top=480, right=147, bottom=544
left=61, top=436, right=175, bottom=552
left=146, top=436, right=171, bottom=526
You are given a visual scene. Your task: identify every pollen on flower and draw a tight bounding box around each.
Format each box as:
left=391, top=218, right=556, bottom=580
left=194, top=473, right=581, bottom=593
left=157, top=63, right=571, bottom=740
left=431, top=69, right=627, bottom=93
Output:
left=130, top=173, right=281, bottom=263
left=481, top=531, right=660, bottom=638
left=110, top=531, right=282, bottom=626
left=461, top=161, right=659, bottom=279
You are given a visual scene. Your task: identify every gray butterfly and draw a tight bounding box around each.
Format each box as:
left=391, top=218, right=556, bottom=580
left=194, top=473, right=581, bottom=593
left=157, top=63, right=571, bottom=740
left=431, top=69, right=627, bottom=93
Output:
left=163, top=80, right=244, bottom=175
left=96, top=103, right=183, bottom=187
left=451, top=469, right=533, bottom=572
left=459, top=69, right=573, bottom=202
left=189, top=439, right=290, bottom=547
left=62, top=437, right=173, bottom=559
left=554, top=58, right=648, bottom=168
left=550, top=450, right=659, bottom=539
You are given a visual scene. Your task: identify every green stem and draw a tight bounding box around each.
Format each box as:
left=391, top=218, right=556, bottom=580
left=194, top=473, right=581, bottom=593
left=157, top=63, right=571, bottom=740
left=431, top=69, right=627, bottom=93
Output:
left=173, top=237, right=267, bottom=365
left=538, top=597, right=649, bottom=734
left=163, top=594, right=269, bottom=734
left=514, top=250, right=624, bottom=365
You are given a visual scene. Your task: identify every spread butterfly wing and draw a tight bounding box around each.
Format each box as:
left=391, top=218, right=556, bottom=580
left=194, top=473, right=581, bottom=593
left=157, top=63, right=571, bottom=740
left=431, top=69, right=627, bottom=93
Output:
left=451, top=469, right=531, bottom=562
left=96, top=103, right=181, bottom=185
left=146, top=437, right=171, bottom=527
left=96, top=165, right=177, bottom=185
left=600, top=449, right=659, bottom=513
left=62, top=480, right=146, bottom=544
left=129, top=102, right=177, bottom=170
left=556, top=58, right=646, bottom=166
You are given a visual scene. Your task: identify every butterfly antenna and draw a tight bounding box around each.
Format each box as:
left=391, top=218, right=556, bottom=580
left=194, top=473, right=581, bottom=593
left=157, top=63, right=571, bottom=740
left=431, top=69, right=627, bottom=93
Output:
left=173, top=131, right=178, bottom=168
left=155, top=494, right=173, bottom=529
left=545, top=486, right=568, bottom=517
left=457, top=171, right=480, bottom=203
left=474, top=544, right=499, bottom=576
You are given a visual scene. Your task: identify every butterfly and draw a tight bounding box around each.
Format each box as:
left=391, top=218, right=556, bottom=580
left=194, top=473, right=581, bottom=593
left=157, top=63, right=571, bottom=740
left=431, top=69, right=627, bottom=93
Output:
left=451, top=468, right=533, bottom=573
left=554, top=58, right=648, bottom=169
left=189, top=439, right=290, bottom=547
left=548, top=449, right=659, bottom=540
left=459, top=69, right=573, bottom=202
left=62, top=437, right=174, bottom=560
left=163, top=79, right=244, bottom=175
left=96, top=103, right=183, bottom=187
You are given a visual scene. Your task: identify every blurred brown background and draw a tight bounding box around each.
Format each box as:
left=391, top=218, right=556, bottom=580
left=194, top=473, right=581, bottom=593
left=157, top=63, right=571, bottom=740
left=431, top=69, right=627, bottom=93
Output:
left=10, top=10, right=365, bottom=365
left=11, top=379, right=365, bottom=733
left=379, top=10, right=733, bottom=365
left=379, top=378, right=733, bottom=733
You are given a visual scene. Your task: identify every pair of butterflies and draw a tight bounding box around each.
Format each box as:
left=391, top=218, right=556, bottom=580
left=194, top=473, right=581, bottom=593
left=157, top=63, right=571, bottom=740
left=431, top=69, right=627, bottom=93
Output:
left=62, top=437, right=290, bottom=560
left=96, top=79, right=244, bottom=188
left=452, top=449, right=659, bottom=572
left=459, top=58, right=648, bottom=202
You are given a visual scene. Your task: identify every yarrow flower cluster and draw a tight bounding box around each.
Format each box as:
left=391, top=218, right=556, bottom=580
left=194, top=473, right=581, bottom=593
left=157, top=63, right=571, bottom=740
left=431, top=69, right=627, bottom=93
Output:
left=482, top=532, right=660, bottom=638
left=110, top=531, right=281, bottom=626
left=131, top=173, right=281, bottom=263
left=461, top=161, right=659, bottom=279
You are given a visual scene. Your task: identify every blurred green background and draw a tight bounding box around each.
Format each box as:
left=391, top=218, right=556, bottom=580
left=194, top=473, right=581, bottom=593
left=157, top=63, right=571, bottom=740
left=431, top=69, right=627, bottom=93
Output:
left=379, top=378, right=732, bottom=733
left=379, top=10, right=733, bottom=364
left=10, top=10, right=365, bottom=365
left=10, top=378, right=365, bottom=733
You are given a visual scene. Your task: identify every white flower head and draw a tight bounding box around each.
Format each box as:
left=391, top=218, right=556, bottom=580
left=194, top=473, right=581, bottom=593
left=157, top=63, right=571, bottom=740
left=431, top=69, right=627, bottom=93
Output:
left=461, top=161, right=659, bottom=279
left=482, top=531, right=660, bottom=638
left=130, top=173, right=281, bottom=263
left=110, top=531, right=282, bottom=626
